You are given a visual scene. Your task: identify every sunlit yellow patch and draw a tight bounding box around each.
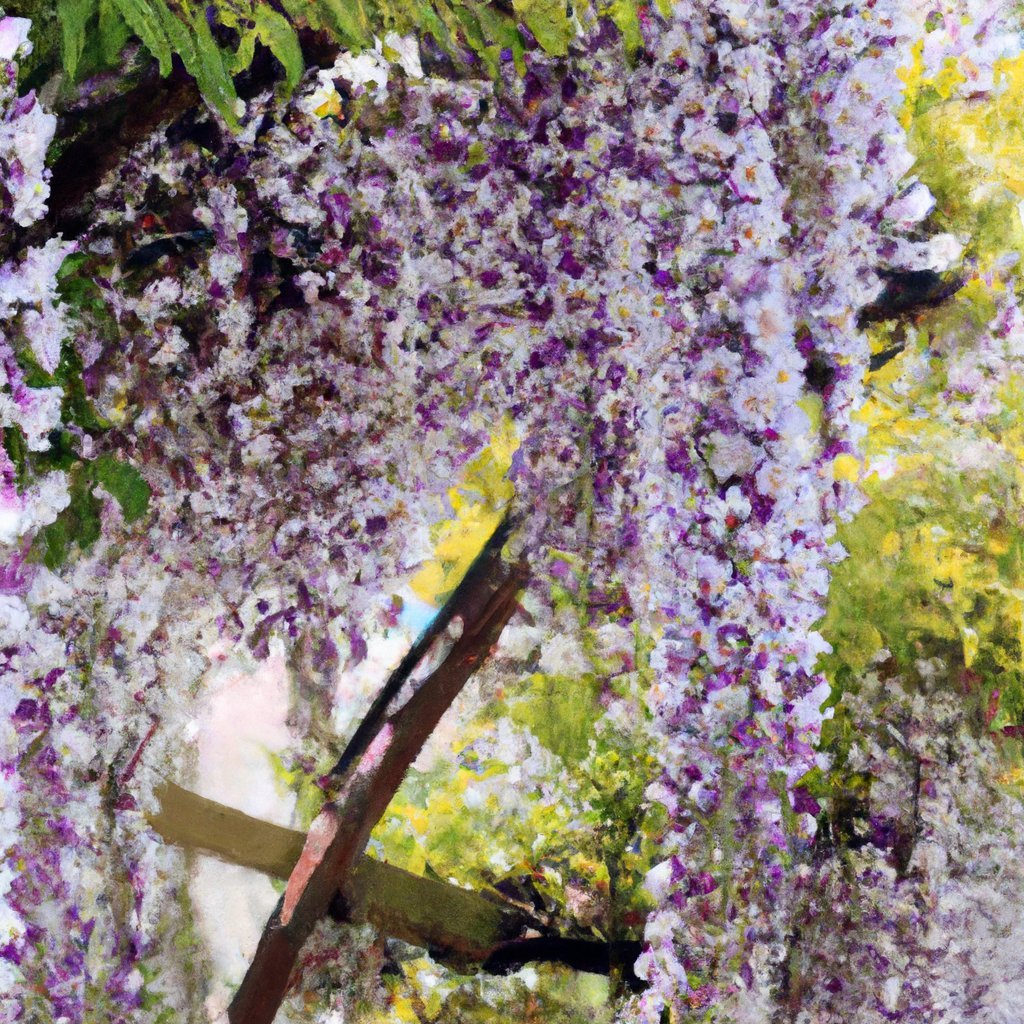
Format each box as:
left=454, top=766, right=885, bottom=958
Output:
left=313, top=91, right=342, bottom=120
left=933, top=57, right=968, bottom=99
left=998, top=767, right=1024, bottom=789
left=881, top=531, right=901, bottom=558
left=896, top=39, right=926, bottom=129
left=410, top=418, right=519, bottom=605
left=833, top=454, right=861, bottom=482
left=797, top=393, right=823, bottom=435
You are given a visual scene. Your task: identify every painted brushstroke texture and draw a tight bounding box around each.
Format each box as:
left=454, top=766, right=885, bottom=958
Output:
left=3, top=3, right=1024, bottom=1023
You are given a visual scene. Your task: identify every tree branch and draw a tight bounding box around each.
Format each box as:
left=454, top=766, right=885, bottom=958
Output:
left=45, top=65, right=199, bottom=244
left=857, top=269, right=965, bottom=328
left=2, top=30, right=342, bottom=263
left=330, top=513, right=517, bottom=778
left=228, top=554, right=528, bottom=1024
left=483, top=938, right=644, bottom=989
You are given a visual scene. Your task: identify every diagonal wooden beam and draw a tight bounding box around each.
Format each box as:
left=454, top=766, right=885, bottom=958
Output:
left=146, top=781, right=536, bottom=965
left=228, top=547, right=528, bottom=1023
left=329, top=513, right=518, bottom=779
left=146, top=782, right=646, bottom=986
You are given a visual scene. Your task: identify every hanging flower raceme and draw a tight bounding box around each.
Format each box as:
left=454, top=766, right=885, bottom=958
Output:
left=1, top=0, right=1020, bottom=1020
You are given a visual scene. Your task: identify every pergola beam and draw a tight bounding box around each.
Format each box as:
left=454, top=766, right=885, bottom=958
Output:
left=146, top=781, right=534, bottom=966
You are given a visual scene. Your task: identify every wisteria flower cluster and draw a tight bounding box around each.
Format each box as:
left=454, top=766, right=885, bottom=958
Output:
left=787, top=658, right=1024, bottom=1023
left=1, top=1, right=1022, bottom=1021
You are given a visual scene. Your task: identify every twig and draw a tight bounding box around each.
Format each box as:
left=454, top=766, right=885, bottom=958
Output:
left=118, top=715, right=160, bottom=789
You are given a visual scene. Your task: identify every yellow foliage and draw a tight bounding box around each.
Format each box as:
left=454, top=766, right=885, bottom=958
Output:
left=410, top=418, right=519, bottom=605
left=829, top=34, right=1024, bottom=711
left=932, top=57, right=968, bottom=100
left=267, top=750, right=325, bottom=830
left=833, top=453, right=861, bottom=483
left=797, top=393, right=823, bottom=435
left=896, top=39, right=927, bottom=129
left=938, top=52, right=1024, bottom=196
left=900, top=46, right=1024, bottom=270
left=881, top=531, right=901, bottom=558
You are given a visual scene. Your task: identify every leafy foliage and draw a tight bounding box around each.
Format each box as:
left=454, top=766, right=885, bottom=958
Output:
left=34, top=452, right=151, bottom=568
left=18, top=0, right=650, bottom=124
left=817, top=51, right=1024, bottom=815
left=2, top=248, right=152, bottom=569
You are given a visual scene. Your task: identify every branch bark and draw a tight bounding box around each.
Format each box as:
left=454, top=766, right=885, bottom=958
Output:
left=227, top=547, right=528, bottom=1024
left=857, top=269, right=965, bottom=328
left=2, top=30, right=341, bottom=263
left=483, top=938, right=643, bottom=989
left=330, top=513, right=517, bottom=778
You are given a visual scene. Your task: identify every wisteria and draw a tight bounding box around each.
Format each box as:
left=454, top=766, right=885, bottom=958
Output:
left=2, top=0, right=1024, bottom=1021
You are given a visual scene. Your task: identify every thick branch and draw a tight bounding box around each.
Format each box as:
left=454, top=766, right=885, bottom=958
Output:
left=45, top=65, right=199, bottom=244
left=857, top=269, right=965, bottom=328
left=1, top=30, right=340, bottom=262
left=228, top=557, right=528, bottom=1024
left=483, top=938, right=644, bottom=989
left=331, top=513, right=517, bottom=778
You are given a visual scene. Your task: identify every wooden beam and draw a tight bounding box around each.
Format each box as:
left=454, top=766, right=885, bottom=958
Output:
left=146, top=781, right=646, bottom=986
left=146, top=781, right=533, bottom=966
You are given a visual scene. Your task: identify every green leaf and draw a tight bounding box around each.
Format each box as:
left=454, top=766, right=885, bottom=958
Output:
left=156, top=2, right=240, bottom=128
left=15, top=347, right=56, bottom=389
left=90, top=454, right=151, bottom=522
left=278, top=0, right=323, bottom=32
left=451, top=3, right=494, bottom=74
left=254, top=3, right=304, bottom=92
left=97, top=0, right=132, bottom=64
left=62, top=366, right=110, bottom=434
left=109, top=0, right=173, bottom=74
left=231, top=30, right=257, bottom=75
left=3, top=427, right=29, bottom=491
left=509, top=673, right=602, bottom=763
left=605, top=0, right=641, bottom=56
left=36, top=469, right=102, bottom=570
left=187, top=8, right=241, bottom=128
left=56, top=0, right=98, bottom=80
left=404, top=0, right=456, bottom=61
left=469, top=0, right=526, bottom=76
left=512, top=0, right=571, bottom=56
left=314, top=0, right=371, bottom=47
left=38, top=515, right=73, bottom=570
left=108, top=0, right=239, bottom=127
left=35, top=430, right=81, bottom=472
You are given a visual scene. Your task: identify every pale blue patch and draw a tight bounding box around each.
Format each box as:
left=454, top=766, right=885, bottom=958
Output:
left=399, top=593, right=438, bottom=633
